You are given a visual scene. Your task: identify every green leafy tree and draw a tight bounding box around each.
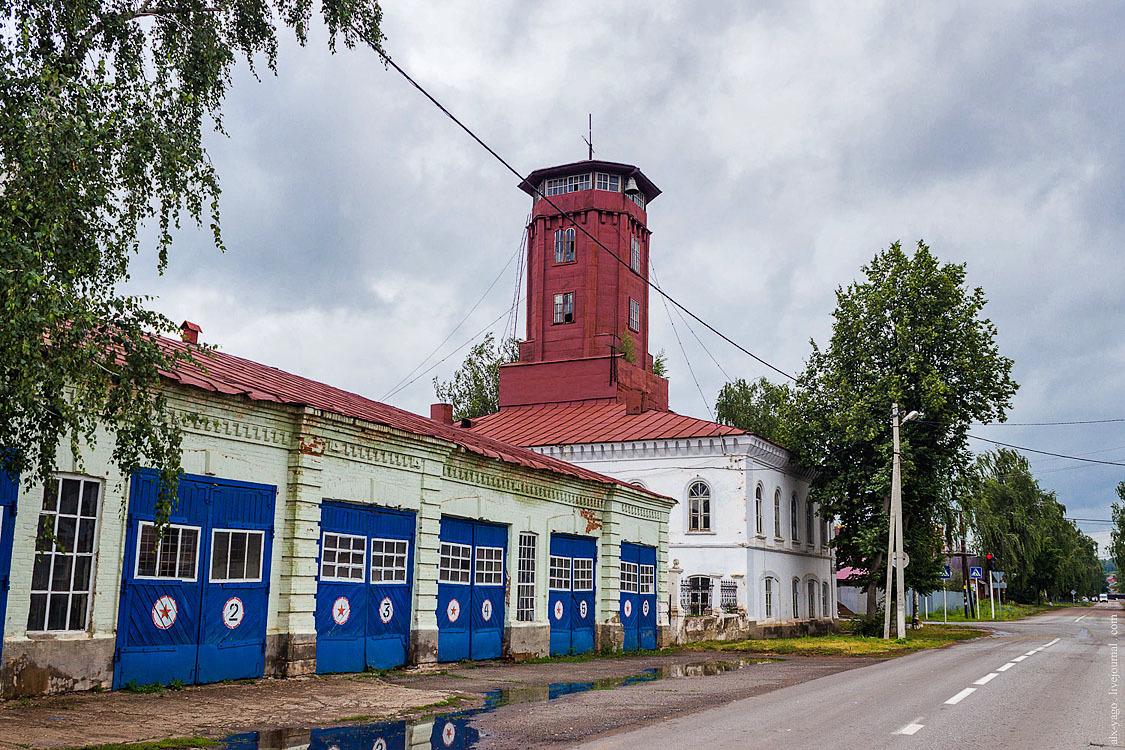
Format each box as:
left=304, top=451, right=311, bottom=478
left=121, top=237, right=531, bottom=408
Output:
left=1110, top=481, right=1125, bottom=592
left=787, top=241, right=1018, bottom=612
left=1, top=0, right=385, bottom=520
left=433, top=334, right=521, bottom=422
left=715, top=376, right=793, bottom=446
left=966, top=449, right=1102, bottom=603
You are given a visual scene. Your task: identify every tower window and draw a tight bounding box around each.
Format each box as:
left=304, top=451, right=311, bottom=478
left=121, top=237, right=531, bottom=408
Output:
left=553, top=292, right=575, bottom=324
left=628, top=298, right=640, bottom=332
left=687, top=480, right=710, bottom=532
left=544, top=173, right=591, bottom=196
left=554, top=228, right=576, bottom=263
left=630, top=237, right=641, bottom=272
left=596, top=173, right=621, bottom=192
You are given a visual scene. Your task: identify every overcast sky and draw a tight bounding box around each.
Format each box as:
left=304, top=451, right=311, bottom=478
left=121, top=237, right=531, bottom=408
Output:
left=128, top=2, right=1125, bottom=554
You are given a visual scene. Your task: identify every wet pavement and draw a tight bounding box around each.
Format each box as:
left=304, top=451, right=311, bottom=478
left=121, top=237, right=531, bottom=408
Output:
left=218, top=656, right=855, bottom=750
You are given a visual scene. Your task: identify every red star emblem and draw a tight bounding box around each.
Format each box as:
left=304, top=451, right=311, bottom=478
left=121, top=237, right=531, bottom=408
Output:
left=158, top=605, right=171, bottom=620
left=337, top=603, right=346, bottom=617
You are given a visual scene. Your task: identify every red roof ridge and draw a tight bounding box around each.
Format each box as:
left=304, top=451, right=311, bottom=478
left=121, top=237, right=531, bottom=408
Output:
left=154, top=337, right=663, bottom=497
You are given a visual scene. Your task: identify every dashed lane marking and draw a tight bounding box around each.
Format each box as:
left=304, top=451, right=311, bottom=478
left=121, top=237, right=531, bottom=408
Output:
left=896, top=722, right=925, bottom=736
left=997, top=663, right=1016, bottom=672
left=1042, top=637, right=1061, bottom=648
left=1075, top=615, right=1088, bottom=622
left=1025, top=650, right=1037, bottom=656
left=1013, top=655, right=1028, bottom=662
left=945, top=687, right=976, bottom=705
left=974, top=673, right=999, bottom=685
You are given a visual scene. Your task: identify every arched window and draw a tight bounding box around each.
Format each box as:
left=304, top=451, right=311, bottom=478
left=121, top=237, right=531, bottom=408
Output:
left=764, top=577, right=774, bottom=619
left=773, top=489, right=782, bottom=538
left=687, top=575, right=712, bottom=615
left=688, top=480, right=710, bottom=532
left=808, top=580, right=818, bottom=618
left=755, top=484, right=763, bottom=535
left=822, top=515, right=830, bottom=549
left=806, top=500, right=815, bottom=545
left=554, top=227, right=576, bottom=263
left=792, top=578, right=801, bottom=619
left=790, top=494, right=799, bottom=542
left=822, top=581, right=830, bottom=618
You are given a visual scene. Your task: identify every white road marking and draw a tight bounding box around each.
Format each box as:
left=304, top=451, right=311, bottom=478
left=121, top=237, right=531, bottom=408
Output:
left=1042, top=637, right=1061, bottom=648
left=896, top=723, right=925, bottom=735
left=1075, top=615, right=1087, bottom=622
left=1024, top=650, right=1037, bottom=656
left=945, top=687, right=976, bottom=705
left=1013, top=655, right=1028, bottom=662
left=974, top=673, right=999, bottom=685
left=997, top=662, right=1016, bottom=672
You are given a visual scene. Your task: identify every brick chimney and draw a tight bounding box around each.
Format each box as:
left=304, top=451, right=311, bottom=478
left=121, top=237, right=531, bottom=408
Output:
left=430, top=403, right=454, bottom=425
left=180, top=321, right=202, bottom=344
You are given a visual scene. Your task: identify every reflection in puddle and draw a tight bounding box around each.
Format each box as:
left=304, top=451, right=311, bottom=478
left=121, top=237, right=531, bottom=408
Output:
left=222, top=659, right=774, bottom=750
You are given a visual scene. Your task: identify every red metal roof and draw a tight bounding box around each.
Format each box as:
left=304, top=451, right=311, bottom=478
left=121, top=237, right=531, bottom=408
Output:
left=156, top=339, right=644, bottom=491
left=468, top=399, right=745, bottom=447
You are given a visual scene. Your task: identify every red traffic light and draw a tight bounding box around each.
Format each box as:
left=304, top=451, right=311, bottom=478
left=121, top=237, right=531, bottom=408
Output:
left=986, top=553, right=993, bottom=560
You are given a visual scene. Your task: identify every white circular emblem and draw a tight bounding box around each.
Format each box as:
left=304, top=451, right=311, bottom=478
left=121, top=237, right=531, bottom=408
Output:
left=482, top=599, right=493, bottom=622
left=222, top=597, right=244, bottom=629
left=152, top=595, right=177, bottom=630
left=327, top=745, right=340, bottom=750
left=447, top=598, right=461, bottom=623
left=579, top=600, right=588, bottom=619
left=554, top=600, right=564, bottom=620
left=643, top=599, right=650, bottom=617
left=623, top=599, right=633, bottom=618
left=379, top=597, right=394, bottom=624
left=332, top=596, right=351, bottom=625
left=373, top=739, right=387, bottom=750
left=441, top=721, right=456, bottom=746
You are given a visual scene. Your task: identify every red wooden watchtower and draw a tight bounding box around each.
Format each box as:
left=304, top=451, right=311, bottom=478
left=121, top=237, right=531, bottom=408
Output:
left=498, top=160, right=669, bottom=413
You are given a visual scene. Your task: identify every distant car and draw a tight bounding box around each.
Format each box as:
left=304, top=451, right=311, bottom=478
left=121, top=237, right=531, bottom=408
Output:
left=1101, top=594, right=1110, bottom=602
left=1082, top=597, right=1089, bottom=602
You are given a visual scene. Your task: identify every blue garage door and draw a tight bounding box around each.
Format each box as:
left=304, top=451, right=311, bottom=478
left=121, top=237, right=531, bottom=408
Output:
left=315, top=502, right=415, bottom=673
left=620, top=543, right=657, bottom=651
left=0, top=470, right=17, bottom=663
left=114, top=470, right=276, bottom=689
left=309, top=720, right=406, bottom=750
left=548, top=534, right=596, bottom=656
left=437, top=517, right=507, bottom=662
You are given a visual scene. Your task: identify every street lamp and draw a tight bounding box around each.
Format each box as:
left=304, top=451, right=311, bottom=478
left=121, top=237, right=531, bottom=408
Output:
left=884, top=403, right=921, bottom=640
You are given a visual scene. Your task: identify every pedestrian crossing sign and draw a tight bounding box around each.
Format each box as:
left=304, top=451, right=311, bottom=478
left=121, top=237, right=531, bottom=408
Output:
left=969, top=566, right=983, bottom=579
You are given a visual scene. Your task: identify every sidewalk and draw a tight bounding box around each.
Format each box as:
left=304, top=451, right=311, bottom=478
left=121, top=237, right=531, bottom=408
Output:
left=0, top=650, right=876, bottom=749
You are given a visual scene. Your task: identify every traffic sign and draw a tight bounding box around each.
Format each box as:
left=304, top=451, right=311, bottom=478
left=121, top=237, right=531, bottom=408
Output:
left=940, top=565, right=952, bottom=579
left=969, top=566, right=983, bottom=580
left=892, top=551, right=910, bottom=569
left=998, top=582, right=1008, bottom=589
left=991, top=571, right=1005, bottom=583
left=1071, top=589, right=1077, bottom=595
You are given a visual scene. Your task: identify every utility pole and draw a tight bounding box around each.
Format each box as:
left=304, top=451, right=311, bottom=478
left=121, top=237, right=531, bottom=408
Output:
left=883, top=403, right=918, bottom=639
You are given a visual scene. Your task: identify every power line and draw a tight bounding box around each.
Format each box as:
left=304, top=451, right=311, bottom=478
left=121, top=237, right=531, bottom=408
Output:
left=651, top=262, right=713, bottom=420
left=974, top=418, right=1125, bottom=426
left=384, top=298, right=523, bottom=401
left=1068, top=518, right=1115, bottom=524
left=380, top=237, right=523, bottom=400
left=965, top=434, right=1125, bottom=467
left=360, top=35, right=799, bottom=385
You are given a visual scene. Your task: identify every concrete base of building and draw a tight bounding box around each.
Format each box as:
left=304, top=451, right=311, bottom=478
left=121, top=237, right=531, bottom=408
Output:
left=410, top=628, right=440, bottom=664
left=596, top=622, right=624, bottom=653
left=266, top=632, right=317, bottom=678
left=1, top=636, right=115, bottom=697
left=505, top=624, right=549, bottom=660
left=670, top=614, right=838, bottom=645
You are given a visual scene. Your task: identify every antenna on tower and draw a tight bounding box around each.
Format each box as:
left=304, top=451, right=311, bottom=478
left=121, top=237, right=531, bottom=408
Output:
left=582, top=113, right=593, bottom=160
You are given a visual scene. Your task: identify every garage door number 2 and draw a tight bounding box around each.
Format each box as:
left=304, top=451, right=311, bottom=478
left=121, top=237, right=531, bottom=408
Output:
left=223, top=597, right=244, bottom=629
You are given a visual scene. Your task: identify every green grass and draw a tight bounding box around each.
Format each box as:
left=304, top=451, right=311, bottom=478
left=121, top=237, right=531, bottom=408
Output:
left=63, top=738, right=220, bottom=750
left=682, top=624, right=985, bottom=658
left=926, top=601, right=1071, bottom=622
left=120, top=680, right=164, bottom=695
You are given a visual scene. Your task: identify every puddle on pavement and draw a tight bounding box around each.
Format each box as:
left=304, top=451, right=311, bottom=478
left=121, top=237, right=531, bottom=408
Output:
left=220, top=658, right=774, bottom=750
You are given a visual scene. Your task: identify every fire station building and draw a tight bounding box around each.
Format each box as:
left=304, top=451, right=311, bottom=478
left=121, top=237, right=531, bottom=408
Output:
left=0, top=329, right=672, bottom=696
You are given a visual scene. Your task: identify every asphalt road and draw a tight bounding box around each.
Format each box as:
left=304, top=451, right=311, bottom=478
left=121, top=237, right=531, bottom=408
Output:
left=577, top=604, right=1118, bottom=750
